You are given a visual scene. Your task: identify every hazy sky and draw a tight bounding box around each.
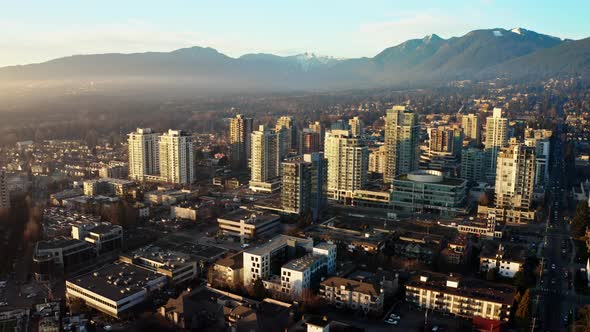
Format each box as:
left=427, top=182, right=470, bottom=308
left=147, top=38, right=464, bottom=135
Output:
left=0, top=0, right=588, bottom=67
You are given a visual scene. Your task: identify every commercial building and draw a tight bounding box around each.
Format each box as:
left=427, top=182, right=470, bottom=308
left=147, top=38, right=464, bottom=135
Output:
left=461, top=147, right=485, bottom=183
left=405, top=272, right=515, bottom=322
left=484, top=108, right=508, bottom=181
left=127, top=128, right=160, bottom=181
left=391, top=170, right=467, bottom=216
left=325, top=130, right=368, bottom=203
left=65, top=261, right=167, bottom=317
left=462, top=114, right=481, bottom=144
left=384, top=106, right=420, bottom=183
left=82, top=178, right=135, bottom=197
left=33, top=237, right=96, bottom=278
left=0, top=170, right=9, bottom=210
left=229, top=114, right=253, bottom=170
left=250, top=125, right=281, bottom=193
left=457, top=217, right=503, bottom=239
left=281, top=159, right=312, bottom=215
left=119, top=245, right=198, bottom=284
left=319, top=276, right=384, bottom=314
left=71, top=223, right=123, bottom=255
left=492, top=144, right=536, bottom=224
left=159, top=129, right=195, bottom=185
left=217, top=207, right=281, bottom=242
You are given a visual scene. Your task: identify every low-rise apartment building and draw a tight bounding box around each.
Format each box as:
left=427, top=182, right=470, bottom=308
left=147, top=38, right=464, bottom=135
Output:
left=319, top=276, right=384, bottom=314
left=405, top=272, right=515, bottom=322
left=479, top=243, right=525, bottom=278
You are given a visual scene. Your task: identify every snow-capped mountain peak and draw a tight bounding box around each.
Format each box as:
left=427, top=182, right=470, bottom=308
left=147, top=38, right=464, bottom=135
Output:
left=291, top=52, right=341, bottom=71
left=511, top=27, right=525, bottom=35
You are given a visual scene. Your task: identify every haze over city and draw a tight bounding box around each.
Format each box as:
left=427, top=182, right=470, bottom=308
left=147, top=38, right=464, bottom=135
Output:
left=1, top=1, right=590, bottom=332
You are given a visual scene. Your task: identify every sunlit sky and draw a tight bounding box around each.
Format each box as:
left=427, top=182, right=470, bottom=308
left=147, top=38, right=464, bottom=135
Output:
left=0, top=0, right=588, bottom=67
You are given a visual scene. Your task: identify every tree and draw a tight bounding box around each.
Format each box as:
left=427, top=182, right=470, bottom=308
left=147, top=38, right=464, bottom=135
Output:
left=515, top=289, right=531, bottom=321
left=571, top=201, right=590, bottom=237
left=485, top=267, right=498, bottom=281
left=252, top=278, right=267, bottom=300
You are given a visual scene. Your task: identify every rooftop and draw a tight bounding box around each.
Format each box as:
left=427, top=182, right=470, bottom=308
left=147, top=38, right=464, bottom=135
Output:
left=85, top=178, right=134, bottom=185
left=125, top=245, right=196, bottom=269
left=67, top=261, right=164, bottom=302
left=406, top=271, right=516, bottom=305
left=36, top=237, right=90, bottom=250
left=282, top=253, right=324, bottom=272
left=215, top=251, right=244, bottom=269
left=89, top=224, right=122, bottom=235
left=218, top=208, right=280, bottom=225
left=395, top=171, right=465, bottom=186
left=480, top=242, right=527, bottom=263
left=321, top=276, right=381, bottom=297
left=244, top=234, right=313, bottom=256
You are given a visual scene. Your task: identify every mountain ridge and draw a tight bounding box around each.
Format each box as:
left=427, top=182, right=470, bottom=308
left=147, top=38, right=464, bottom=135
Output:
left=0, top=27, right=588, bottom=93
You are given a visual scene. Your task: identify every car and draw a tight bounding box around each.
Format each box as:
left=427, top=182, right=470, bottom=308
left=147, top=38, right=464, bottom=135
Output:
left=385, top=319, right=398, bottom=325
left=551, top=264, right=556, bottom=269
left=0, top=302, right=7, bottom=306
left=390, top=314, right=401, bottom=320
left=551, top=279, right=556, bottom=285
left=104, top=325, right=113, bottom=331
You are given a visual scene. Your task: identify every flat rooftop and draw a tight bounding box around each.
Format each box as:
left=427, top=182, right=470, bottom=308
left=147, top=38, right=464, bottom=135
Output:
left=125, top=245, right=195, bottom=268
left=282, top=253, right=324, bottom=272
left=244, top=235, right=313, bottom=256
left=89, top=224, right=121, bottom=234
left=37, top=237, right=89, bottom=250
left=218, top=208, right=280, bottom=225
left=86, top=178, right=134, bottom=185
left=406, top=271, right=516, bottom=305
left=67, top=261, right=163, bottom=302
left=395, top=174, right=465, bottom=186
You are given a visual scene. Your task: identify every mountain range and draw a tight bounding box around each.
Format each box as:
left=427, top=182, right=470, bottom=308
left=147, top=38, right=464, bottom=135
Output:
left=0, top=27, right=588, bottom=95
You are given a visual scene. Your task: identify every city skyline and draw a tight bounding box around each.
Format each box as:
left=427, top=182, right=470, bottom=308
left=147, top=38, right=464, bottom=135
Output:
left=1, top=0, right=589, bottom=67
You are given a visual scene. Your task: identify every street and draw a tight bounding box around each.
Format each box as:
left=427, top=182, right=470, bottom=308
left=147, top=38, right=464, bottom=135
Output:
left=533, top=123, right=590, bottom=331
